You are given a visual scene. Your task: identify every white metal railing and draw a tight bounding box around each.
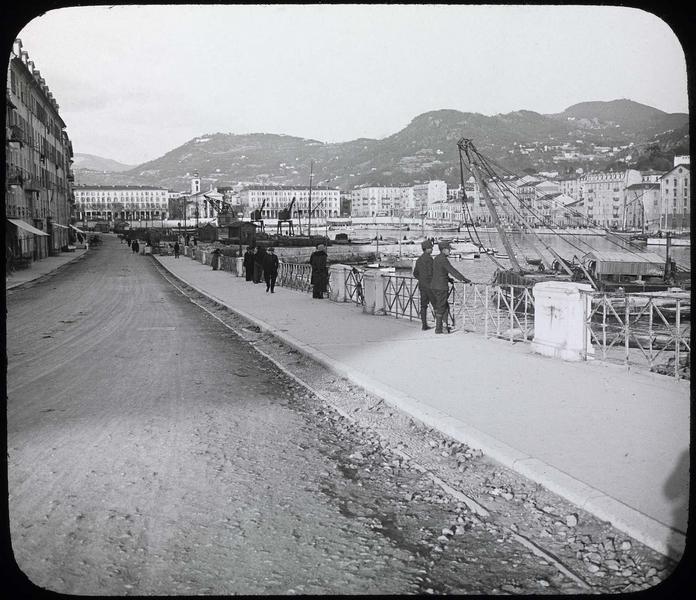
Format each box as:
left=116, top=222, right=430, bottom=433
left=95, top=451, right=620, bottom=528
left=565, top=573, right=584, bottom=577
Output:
left=382, top=275, right=535, bottom=341
left=581, top=290, right=691, bottom=379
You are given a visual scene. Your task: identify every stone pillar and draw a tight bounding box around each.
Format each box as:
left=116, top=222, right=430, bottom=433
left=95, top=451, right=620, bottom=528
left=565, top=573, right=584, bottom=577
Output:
left=531, top=281, right=594, bottom=361
left=235, top=256, right=244, bottom=277
left=362, top=270, right=387, bottom=315
left=329, top=264, right=350, bottom=302
left=201, top=251, right=206, bottom=264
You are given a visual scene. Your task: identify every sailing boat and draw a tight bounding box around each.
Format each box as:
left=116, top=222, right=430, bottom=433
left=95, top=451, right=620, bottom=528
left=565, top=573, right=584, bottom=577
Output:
left=457, top=138, right=690, bottom=293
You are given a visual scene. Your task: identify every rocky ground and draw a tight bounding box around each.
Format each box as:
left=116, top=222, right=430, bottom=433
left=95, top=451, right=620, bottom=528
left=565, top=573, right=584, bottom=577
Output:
left=161, top=269, right=681, bottom=595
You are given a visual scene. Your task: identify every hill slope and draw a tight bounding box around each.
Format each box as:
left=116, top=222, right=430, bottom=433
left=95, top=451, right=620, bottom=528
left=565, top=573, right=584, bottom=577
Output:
left=73, top=100, right=689, bottom=190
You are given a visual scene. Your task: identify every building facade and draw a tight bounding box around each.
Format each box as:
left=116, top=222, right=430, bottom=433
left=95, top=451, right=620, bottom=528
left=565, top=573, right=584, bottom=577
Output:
left=659, top=163, right=690, bottom=231
left=74, top=185, right=169, bottom=224
left=6, top=38, right=74, bottom=262
left=240, top=185, right=340, bottom=220
left=579, top=169, right=642, bottom=227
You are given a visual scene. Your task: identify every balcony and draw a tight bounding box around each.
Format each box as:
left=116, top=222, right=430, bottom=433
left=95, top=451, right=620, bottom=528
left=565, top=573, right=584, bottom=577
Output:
left=7, top=124, right=25, bottom=146
left=6, top=165, right=25, bottom=187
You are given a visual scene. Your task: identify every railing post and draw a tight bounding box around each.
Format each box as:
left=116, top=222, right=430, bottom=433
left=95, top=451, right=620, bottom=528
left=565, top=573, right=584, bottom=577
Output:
left=675, top=299, right=681, bottom=378
left=531, top=281, right=594, bottom=361
left=484, top=285, right=489, bottom=338
left=329, top=264, right=349, bottom=302
left=624, top=297, right=630, bottom=369
left=362, top=270, right=387, bottom=315
left=235, top=256, right=244, bottom=277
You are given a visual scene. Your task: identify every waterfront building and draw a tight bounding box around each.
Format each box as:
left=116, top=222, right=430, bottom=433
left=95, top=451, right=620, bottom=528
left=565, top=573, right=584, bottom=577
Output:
left=240, top=185, right=340, bottom=219
left=674, top=155, right=690, bottom=168
left=412, top=180, right=447, bottom=214
left=558, top=177, right=581, bottom=201
left=181, top=172, right=222, bottom=223
left=624, top=182, right=660, bottom=231
left=74, top=185, right=169, bottom=225
left=6, top=38, right=74, bottom=263
left=579, top=170, right=642, bottom=228
left=349, top=186, right=405, bottom=218
left=426, top=200, right=463, bottom=223
left=659, top=163, right=690, bottom=231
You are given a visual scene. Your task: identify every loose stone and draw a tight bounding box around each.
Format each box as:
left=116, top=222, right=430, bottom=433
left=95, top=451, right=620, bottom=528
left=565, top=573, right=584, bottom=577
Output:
left=565, top=514, right=578, bottom=527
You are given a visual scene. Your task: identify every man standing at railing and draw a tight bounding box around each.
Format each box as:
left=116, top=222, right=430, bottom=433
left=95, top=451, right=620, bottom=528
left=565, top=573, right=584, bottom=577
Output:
left=413, top=239, right=435, bottom=330
left=431, top=241, right=471, bottom=334
left=309, top=242, right=329, bottom=299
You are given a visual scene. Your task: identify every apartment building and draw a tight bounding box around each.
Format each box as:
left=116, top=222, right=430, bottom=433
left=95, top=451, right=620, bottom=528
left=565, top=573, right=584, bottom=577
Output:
left=240, top=185, right=340, bottom=219
left=579, top=169, right=642, bottom=227
left=74, top=185, right=169, bottom=223
left=412, top=180, right=447, bottom=214
left=659, top=163, right=690, bottom=231
left=624, top=182, right=661, bottom=231
left=6, top=38, right=74, bottom=263
left=350, top=186, right=406, bottom=217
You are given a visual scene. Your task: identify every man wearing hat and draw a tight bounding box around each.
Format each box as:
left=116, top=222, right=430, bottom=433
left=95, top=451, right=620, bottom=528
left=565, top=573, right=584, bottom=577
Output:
left=263, top=247, right=280, bottom=293
left=431, top=241, right=471, bottom=334
left=413, top=239, right=435, bottom=330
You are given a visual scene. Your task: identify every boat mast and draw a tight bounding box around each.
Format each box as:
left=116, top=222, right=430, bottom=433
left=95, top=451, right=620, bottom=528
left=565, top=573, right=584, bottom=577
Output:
left=459, top=138, right=522, bottom=271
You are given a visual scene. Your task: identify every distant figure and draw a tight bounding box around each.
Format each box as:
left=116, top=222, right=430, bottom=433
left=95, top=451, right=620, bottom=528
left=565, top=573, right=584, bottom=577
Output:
left=131, top=240, right=140, bottom=254
left=211, top=247, right=222, bottom=270
left=127, top=238, right=132, bottom=248
left=253, top=246, right=266, bottom=284
left=174, top=241, right=180, bottom=258
left=309, top=242, right=328, bottom=299
left=263, top=247, right=280, bottom=293
left=413, top=239, right=435, bottom=330
left=431, top=241, right=471, bottom=334
left=244, top=246, right=255, bottom=281
left=185, top=233, right=190, bottom=245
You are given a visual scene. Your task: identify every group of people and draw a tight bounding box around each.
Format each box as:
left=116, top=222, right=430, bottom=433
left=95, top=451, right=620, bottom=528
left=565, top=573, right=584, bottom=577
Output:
left=241, top=242, right=329, bottom=298
left=413, top=239, right=471, bottom=334
left=242, top=245, right=280, bottom=293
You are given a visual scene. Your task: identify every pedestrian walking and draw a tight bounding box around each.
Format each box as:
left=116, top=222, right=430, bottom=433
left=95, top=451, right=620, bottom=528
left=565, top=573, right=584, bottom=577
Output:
left=127, top=238, right=132, bottom=248
left=174, top=241, right=180, bottom=258
left=253, top=246, right=266, bottom=284
left=243, top=246, right=255, bottom=281
left=309, top=242, right=328, bottom=299
left=131, top=239, right=140, bottom=255
left=263, top=247, right=279, bottom=293
left=413, top=239, right=435, bottom=330
left=431, top=241, right=471, bottom=334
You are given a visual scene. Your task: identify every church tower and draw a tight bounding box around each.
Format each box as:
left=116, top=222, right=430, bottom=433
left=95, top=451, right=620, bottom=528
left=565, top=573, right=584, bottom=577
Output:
left=191, top=171, right=201, bottom=195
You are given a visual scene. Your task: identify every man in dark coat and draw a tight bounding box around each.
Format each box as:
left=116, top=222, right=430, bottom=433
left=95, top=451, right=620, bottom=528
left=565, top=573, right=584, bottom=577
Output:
left=243, top=246, right=255, bottom=281
left=309, top=242, right=328, bottom=299
left=174, top=241, right=180, bottom=258
left=263, top=247, right=280, bottom=293
left=253, top=245, right=266, bottom=284
left=431, top=241, right=471, bottom=334
left=413, top=239, right=435, bottom=330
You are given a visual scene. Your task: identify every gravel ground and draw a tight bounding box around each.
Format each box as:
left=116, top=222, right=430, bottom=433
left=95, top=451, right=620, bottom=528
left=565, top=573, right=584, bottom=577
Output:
left=155, top=263, right=681, bottom=595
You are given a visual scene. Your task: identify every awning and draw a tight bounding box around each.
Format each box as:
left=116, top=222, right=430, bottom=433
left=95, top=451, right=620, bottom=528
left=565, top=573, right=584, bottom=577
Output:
left=69, top=224, right=86, bottom=234
left=7, top=218, right=49, bottom=236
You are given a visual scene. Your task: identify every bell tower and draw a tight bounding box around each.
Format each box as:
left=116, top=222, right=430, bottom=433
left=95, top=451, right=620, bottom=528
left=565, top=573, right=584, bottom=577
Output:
left=191, top=171, right=201, bottom=195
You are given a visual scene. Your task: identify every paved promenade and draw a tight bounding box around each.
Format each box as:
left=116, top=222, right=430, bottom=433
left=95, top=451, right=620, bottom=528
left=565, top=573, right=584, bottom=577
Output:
left=152, top=253, right=689, bottom=560
left=5, top=248, right=88, bottom=290
left=10, top=246, right=686, bottom=559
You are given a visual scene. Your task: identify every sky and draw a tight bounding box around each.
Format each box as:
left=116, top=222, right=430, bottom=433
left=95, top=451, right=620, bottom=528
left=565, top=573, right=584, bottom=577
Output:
left=12, top=4, right=689, bottom=166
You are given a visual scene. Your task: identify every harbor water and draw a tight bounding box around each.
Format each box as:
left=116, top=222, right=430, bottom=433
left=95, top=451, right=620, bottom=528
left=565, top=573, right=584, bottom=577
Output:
left=328, top=227, right=691, bottom=285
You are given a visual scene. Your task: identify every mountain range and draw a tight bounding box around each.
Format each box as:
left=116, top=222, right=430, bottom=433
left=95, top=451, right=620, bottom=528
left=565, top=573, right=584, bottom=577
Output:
left=73, top=99, right=689, bottom=191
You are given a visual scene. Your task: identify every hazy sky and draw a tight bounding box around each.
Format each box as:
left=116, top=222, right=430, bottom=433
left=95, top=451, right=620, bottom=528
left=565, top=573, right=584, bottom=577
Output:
left=13, top=4, right=689, bottom=165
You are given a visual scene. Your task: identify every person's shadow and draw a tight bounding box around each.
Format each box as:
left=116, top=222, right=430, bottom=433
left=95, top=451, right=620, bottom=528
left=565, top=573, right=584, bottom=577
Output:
left=663, top=449, right=689, bottom=562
